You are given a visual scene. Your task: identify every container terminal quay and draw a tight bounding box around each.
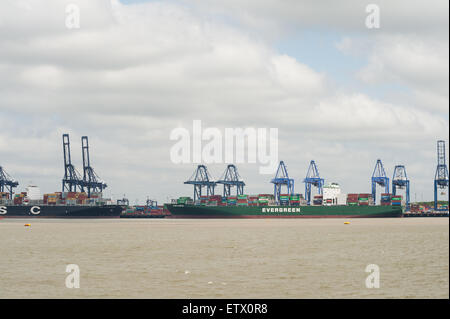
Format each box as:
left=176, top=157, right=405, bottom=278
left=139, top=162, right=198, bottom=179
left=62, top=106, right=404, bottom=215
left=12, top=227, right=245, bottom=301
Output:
left=0, top=134, right=448, bottom=219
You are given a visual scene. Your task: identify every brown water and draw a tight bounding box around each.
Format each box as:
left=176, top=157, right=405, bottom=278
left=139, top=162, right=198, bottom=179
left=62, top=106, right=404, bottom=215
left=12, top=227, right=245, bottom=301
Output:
left=0, top=218, right=448, bottom=299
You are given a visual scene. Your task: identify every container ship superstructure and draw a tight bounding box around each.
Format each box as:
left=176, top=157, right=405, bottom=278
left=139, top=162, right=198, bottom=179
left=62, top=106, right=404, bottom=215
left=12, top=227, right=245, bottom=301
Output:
left=0, top=134, right=123, bottom=218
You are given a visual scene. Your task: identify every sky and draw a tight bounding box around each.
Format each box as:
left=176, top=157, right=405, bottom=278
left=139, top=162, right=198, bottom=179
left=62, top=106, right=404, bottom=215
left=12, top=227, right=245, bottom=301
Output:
left=0, top=0, right=448, bottom=204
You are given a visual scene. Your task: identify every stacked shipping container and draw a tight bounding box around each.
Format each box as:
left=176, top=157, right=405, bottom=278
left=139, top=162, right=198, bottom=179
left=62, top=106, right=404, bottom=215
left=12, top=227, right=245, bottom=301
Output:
left=258, top=194, right=271, bottom=206
left=289, top=194, right=301, bottom=206
left=208, top=195, right=222, bottom=206
left=279, top=194, right=290, bottom=206
left=391, top=195, right=403, bottom=206
left=347, top=194, right=359, bottom=206
left=175, top=192, right=410, bottom=208
left=380, top=193, right=391, bottom=206
left=121, top=205, right=167, bottom=217
left=227, top=196, right=237, bottom=206
left=358, top=193, right=372, bottom=206
left=0, top=192, right=10, bottom=200
left=313, top=195, right=323, bottom=206
left=14, top=192, right=27, bottom=205
left=200, top=195, right=209, bottom=206
left=3, top=191, right=110, bottom=206
left=248, top=196, right=258, bottom=206
left=237, top=194, right=248, bottom=206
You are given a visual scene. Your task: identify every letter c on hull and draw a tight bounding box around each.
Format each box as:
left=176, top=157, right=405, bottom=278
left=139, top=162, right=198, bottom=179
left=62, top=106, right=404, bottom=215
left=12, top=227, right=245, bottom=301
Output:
left=30, top=206, right=41, bottom=215
left=0, top=206, right=7, bottom=215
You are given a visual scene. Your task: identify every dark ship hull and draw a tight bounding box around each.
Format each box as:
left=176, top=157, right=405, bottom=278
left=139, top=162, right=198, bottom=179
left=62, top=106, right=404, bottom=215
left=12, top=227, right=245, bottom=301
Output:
left=0, top=204, right=123, bottom=218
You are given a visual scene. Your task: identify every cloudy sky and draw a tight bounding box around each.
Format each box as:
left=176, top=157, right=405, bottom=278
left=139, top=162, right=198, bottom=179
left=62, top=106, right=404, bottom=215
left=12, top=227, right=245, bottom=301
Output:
left=0, top=0, right=448, bottom=204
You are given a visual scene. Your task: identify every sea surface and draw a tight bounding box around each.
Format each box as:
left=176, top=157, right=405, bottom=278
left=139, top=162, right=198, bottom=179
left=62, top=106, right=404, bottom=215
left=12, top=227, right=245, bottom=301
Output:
left=0, top=218, right=448, bottom=299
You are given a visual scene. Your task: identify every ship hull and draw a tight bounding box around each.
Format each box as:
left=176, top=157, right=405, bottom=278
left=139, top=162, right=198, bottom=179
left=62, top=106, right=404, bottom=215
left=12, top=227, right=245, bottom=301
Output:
left=165, top=204, right=403, bottom=218
left=0, top=205, right=123, bottom=218
left=120, top=215, right=165, bottom=218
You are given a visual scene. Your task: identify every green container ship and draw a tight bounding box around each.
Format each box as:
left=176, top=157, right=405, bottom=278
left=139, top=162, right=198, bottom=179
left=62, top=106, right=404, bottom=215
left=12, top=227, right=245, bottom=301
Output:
left=164, top=204, right=403, bottom=218
left=168, top=165, right=405, bottom=218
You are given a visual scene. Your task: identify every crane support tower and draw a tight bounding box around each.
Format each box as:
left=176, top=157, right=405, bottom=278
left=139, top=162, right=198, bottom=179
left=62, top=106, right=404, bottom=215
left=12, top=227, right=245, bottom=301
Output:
left=81, top=136, right=107, bottom=197
left=371, top=159, right=389, bottom=204
left=62, top=134, right=84, bottom=192
left=0, top=166, right=19, bottom=198
left=184, top=165, right=216, bottom=201
left=216, top=164, right=245, bottom=197
left=434, top=140, right=449, bottom=211
left=271, top=161, right=294, bottom=204
left=303, top=160, right=324, bottom=206
left=392, top=165, right=410, bottom=210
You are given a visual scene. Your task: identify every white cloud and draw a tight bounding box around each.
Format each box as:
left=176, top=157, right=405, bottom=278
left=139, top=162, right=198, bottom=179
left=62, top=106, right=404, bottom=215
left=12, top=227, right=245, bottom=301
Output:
left=0, top=0, right=448, bottom=203
left=357, top=36, right=448, bottom=84
left=336, top=34, right=449, bottom=114
left=182, top=0, right=449, bottom=37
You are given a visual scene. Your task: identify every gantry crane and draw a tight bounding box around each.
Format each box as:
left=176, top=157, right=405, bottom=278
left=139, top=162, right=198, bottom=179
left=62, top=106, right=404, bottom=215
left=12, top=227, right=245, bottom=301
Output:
left=271, top=161, right=294, bottom=204
left=371, top=159, right=389, bottom=204
left=62, top=134, right=84, bottom=192
left=303, top=160, right=324, bottom=206
left=434, top=140, right=449, bottom=211
left=392, top=165, right=410, bottom=210
left=0, top=166, right=19, bottom=198
left=184, top=165, right=216, bottom=201
left=81, top=136, right=107, bottom=197
left=216, top=164, right=245, bottom=197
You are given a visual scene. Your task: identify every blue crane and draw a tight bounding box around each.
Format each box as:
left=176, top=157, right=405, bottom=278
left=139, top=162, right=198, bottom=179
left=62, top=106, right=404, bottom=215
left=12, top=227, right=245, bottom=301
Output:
left=271, top=161, right=294, bottom=204
left=434, top=140, right=449, bottom=211
left=216, top=164, right=245, bottom=197
left=0, top=166, right=19, bottom=198
left=303, top=160, right=324, bottom=206
left=392, top=165, right=410, bottom=210
left=184, top=165, right=216, bottom=201
left=81, top=136, right=107, bottom=197
left=62, top=134, right=84, bottom=192
left=371, top=159, right=389, bottom=204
